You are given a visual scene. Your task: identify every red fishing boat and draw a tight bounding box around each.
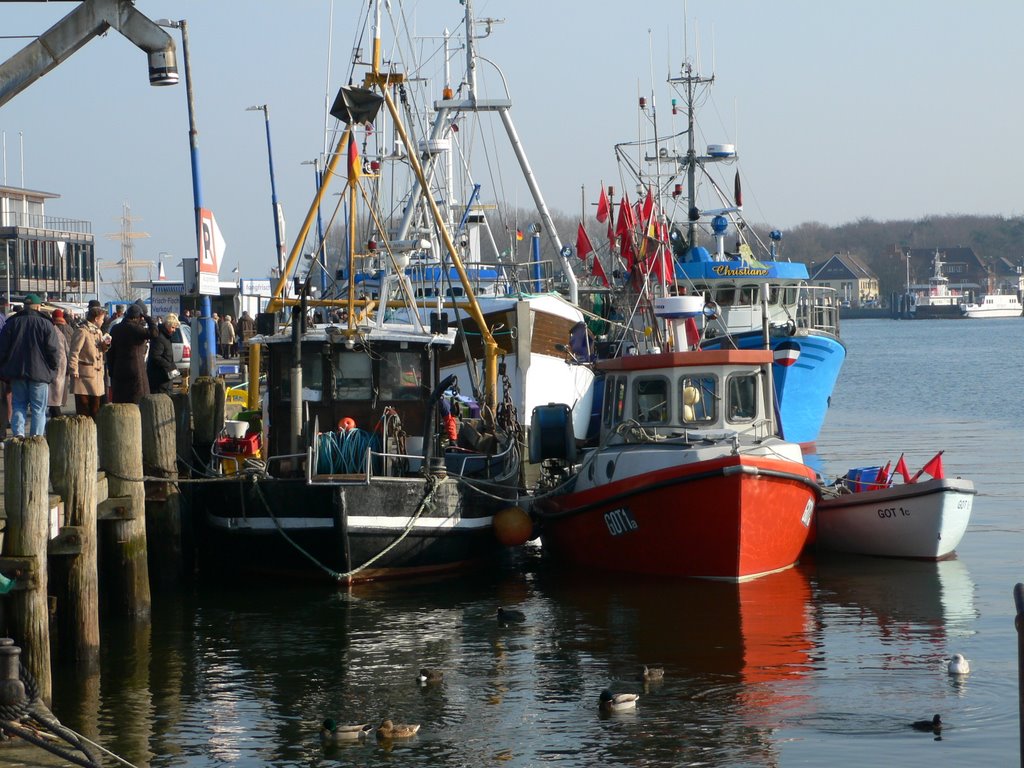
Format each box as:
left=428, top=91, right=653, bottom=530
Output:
left=530, top=298, right=819, bottom=581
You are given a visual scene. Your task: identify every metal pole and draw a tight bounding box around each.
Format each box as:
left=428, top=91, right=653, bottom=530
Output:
left=170, top=18, right=215, bottom=377
left=250, top=105, right=285, bottom=274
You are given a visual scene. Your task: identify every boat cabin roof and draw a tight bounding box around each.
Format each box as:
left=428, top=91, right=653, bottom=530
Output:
left=596, top=348, right=773, bottom=373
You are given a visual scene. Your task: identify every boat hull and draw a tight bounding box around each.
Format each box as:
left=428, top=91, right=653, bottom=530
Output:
left=811, top=478, right=976, bottom=559
left=535, top=454, right=818, bottom=581
left=910, top=303, right=964, bottom=319
left=700, top=330, right=846, bottom=445
left=194, top=473, right=514, bottom=584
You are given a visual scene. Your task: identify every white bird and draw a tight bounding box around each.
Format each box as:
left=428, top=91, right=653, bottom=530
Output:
left=948, top=653, right=970, bottom=675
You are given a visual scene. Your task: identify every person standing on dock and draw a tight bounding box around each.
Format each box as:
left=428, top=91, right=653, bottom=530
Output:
left=107, top=304, right=157, bottom=404
left=147, top=313, right=181, bottom=395
left=0, top=293, right=61, bottom=436
left=47, top=309, right=71, bottom=418
left=219, top=314, right=236, bottom=359
left=69, top=305, right=110, bottom=418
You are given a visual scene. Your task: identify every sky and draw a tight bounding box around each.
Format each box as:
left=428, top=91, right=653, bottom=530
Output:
left=1, top=0, right=1022, bottom=297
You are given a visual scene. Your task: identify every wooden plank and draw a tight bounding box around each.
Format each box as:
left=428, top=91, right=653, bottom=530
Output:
left=96, top=495, right=138, bottom=520
left=47, top=526, right=84, bottom=557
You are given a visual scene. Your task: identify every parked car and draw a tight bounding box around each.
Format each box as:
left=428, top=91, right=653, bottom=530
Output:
left=171, top=323, right=192, bottom=373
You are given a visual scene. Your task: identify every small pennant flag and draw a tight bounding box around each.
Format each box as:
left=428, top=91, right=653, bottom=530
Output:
left=894, top=453, right=911, bottom=483
left=773, top=341, right=800, bottom=367
left=911, top=451, right=945, bottom=483
left=576, top=222, right=593, bottom=260
left=591, top=254, right=609, bottom=286
left=596, top=186, right=610, bottom=223
left=515, top=229, right=524, bottom=241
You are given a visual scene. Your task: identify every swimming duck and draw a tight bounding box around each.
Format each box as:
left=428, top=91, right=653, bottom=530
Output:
left=376, top=719, right=421, bottom=740
left=641, top=665, right=665, bottom=681
left=320, top=719, right=372, bottom=744
left=947, top=653, right=970, bottom=675
left=496, top=607, right=526, bottom=625
left=599, top=689, right=639, bottom=713
left=418, top=668, right=444, bottom=683
left=911, top=714, right=942, bottom=732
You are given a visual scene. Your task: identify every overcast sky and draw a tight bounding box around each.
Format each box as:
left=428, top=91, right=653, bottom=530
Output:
left=1, top=0, right=1021, bottom=295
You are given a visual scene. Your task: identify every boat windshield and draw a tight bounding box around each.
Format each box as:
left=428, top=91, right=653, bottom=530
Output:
left=680, top=375, right=716, bottom=424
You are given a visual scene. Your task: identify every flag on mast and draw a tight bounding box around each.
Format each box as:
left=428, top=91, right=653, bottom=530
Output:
left=575, top=222, right=594, bottom=260
left=596, top=186, right=610, bottom=223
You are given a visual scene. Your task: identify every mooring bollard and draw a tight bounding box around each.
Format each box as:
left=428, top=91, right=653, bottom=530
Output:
left=1015, top=583, right=1024, bottom=768
left=2, top=436, right=52, bottom=706
left=191, top=376, right=226, bottom=474
left=0, top=639, right=26, bottom=709
left=96, top=404, right=151, bottom=619
left=140, top=394, right=183, bottom=590
left=46, top=416, right=100, bottom=670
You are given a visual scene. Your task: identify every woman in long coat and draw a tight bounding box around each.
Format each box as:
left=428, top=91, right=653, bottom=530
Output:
left=69, top=306, right=109, bottom=418
left=107, top=305, right=157, bottom=404
left=47, top=319, right=70, bottom=418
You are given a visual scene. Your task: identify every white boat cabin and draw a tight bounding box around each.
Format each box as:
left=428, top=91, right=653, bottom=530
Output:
left=594, top=349, right=780, bottom=443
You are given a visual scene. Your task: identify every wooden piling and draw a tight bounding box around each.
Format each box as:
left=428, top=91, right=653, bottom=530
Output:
left=191, top=376, right=226, bottom=445
left=2, top=436, right=52, bottom=705
left=140, top=394, right=182, bottom=590
left=96, top=404, right=151, bottom=619
left=171, top=391, right=192, bottom=471
left=45, top=416, right=100, bottom=670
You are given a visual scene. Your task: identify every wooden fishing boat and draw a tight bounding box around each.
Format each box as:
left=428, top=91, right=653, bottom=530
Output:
left=193, top=1, right=530, bottom=585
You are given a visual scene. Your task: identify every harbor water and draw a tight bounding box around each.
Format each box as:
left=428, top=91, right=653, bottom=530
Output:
left=39, top=318, right=1023, bottom=767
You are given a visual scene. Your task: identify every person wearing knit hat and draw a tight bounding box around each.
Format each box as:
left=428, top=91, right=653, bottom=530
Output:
left=0, top=294, right=61, bottom=436
left=107, top=302, right=156, bottom=404
left=47, top=308, right=72, bottom=417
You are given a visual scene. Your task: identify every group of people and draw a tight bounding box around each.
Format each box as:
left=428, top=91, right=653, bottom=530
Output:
left=0, top=296, right=183, bottom=438
left=213, top=312, right=256, bottom=359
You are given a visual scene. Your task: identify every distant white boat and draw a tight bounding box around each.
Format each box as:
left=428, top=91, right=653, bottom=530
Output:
left=960, top=292, right=1022, bottom=319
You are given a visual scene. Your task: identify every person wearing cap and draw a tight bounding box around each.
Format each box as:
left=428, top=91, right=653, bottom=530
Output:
left=147, top=313, right=182, bottom=395
left=47, top=308, right=72, bottom=418
left=107, top=303, right=157, bottom=404
left=0, top=294, right=61, bottom=436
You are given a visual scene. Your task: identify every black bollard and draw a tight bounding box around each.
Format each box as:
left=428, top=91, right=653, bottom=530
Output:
left=0, top=639, right=26, bottom=708
left=1015, top=583, right=1024, bottom=768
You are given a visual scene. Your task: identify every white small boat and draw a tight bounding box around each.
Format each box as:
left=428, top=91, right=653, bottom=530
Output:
left=812, top=477, right=976, bottom=559
left=960, top=292, right=1022, bottom=319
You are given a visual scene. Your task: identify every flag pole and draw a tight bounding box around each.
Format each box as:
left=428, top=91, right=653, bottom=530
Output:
left=910, top=450, right=945, bottom=483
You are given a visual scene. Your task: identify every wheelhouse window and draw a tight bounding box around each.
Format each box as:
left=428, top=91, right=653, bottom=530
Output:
left=333, top=350, right=373, bottom=400
left=727, top=372, right=759, bottom=422
left=278, top=346, right=326, bottom=401
left=715, top=286, right=735, bottom=307
left=602, top=375, right=628, bottom=428
left=379, top=350, right=423, bottom=400
left=633, top=376, right=670, bottom=424
left=679, top=375, right=716, bottom=424
left=737, top=284, right=759, bottom=306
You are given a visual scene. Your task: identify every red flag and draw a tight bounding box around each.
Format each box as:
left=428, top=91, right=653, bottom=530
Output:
left=591, top=254, right=609, bottom=286
left=911, top=451, right=945, bottom=482
left=607, top=220, right=616, bottom=254
left=734, top=170, right=743, bottom=207
left=874, top=461, right=891, bottom=489
left=619, top=232, right=635, bottom=270
left=684, top=316, right=701, bottom=348
left=576, top=222, right=593, bottom=260
left=641, top=187, right=655, bottom=225
left=615, top=195, right=635, bottom=237
left=894, top=453, right=911, bottom=483
left=596, top=187, right=610, bottom=223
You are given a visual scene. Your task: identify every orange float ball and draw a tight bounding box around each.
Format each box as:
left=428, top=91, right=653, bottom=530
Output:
left=493, top=506, right=533, bottom=547
left=339, top=417, right=357, bottom=432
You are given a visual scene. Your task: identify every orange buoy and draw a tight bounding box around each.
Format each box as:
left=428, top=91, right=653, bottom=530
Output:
left=339, top=417, right=356, bottom=432
left=493, top=506, right=533, bottom=547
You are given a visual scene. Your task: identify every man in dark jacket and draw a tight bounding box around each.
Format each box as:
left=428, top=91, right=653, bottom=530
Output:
left=147, top=313, right=181, bottom=395
left=0, top=294, right=61, bottom=436
left=107, top=303, right=157, bottom=404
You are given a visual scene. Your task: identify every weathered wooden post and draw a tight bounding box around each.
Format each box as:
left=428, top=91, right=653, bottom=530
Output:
left=1015, top=583, right=1024, bottom=768
left=96, top=404, right=151, bottom=618
left=191, top=376, right=226, bottom=473
left=45, top=416, right=100, bottom=670
left=170, top=391, right=192, bottom=471
left=1, top=436, right=52, bottom=705
left=140, top=394, right=182, bottom=590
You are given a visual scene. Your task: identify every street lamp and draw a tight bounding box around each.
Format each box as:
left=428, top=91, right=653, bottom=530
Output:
left=246, top=104, right=286, bottom=275
left=154, top=17, right=215, bottom=377
left=301, top=158, right=327, bottom=295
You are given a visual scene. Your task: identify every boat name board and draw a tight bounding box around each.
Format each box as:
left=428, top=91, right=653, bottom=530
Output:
left=711, top=265, right=770, bottom=277
left=604, top=507, right=638, bottom=536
